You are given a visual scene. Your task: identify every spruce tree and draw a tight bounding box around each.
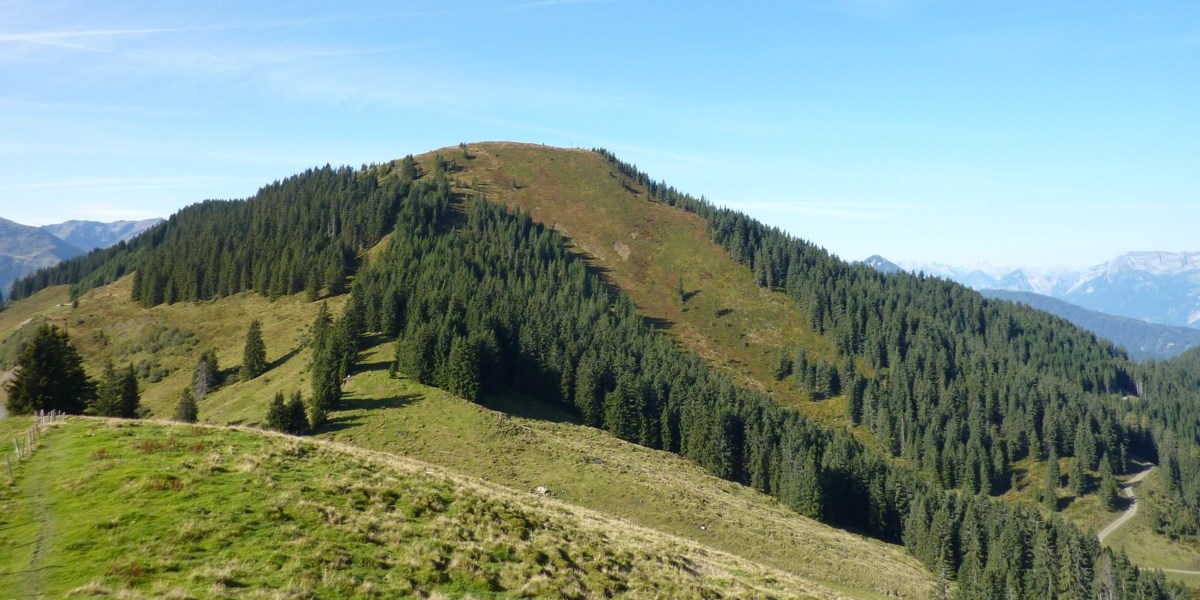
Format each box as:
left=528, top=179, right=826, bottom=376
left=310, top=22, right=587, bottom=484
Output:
left=88, top=361, right=124, bottom=417
left=1099, top=453, right=1120, bottom=511
left=445, top=336, right=480, bottom=402
left=1044, top=448, right=1060, bottom=511
left=573, top=352, right=606, bottom=427
left=4, top=323, right=95, bottom=415
left=812, top=358, right=830, bottom=399
left=240, top=319, right=268, bottom=381
left=174, top=388, right=198, bottom=423
left=1068, top=455, right=1087, bottom=497
left=192, top=350, right=219, bottom=399
left=265, top=391, right=288, bottom=432
left=771, top=349, right=793, bottom=381
left=288, top=391, right=311, bottom=434
left=120, top=364, right=140, bottom=418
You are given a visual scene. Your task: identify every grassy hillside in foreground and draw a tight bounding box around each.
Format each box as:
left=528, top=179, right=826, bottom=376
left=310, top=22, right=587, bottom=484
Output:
left=0, top=418, right=852, bottom=599
left=0, top=282, right=934, bottom=598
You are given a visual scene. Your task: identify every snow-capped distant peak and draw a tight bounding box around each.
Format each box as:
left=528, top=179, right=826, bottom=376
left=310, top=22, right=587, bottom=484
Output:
left=862, top=255, right=902, bottom=274
left=1105, top=251, right=1200, bottom=276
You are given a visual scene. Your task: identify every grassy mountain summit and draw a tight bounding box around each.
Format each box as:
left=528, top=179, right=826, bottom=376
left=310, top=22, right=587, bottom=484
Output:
left=3, top=142, right=1196, bottom=597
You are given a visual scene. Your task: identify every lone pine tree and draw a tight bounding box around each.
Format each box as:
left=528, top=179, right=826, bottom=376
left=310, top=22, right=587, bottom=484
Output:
left=192, top=350, right=220, bottom=399
left=174, top=388, right=198, bottom=423
left=240, top=319, right=267, bottom=381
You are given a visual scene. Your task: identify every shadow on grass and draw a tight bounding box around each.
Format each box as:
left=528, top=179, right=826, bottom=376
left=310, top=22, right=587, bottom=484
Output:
left=268, top=345, right=303, bottom=371
left=642, top=315, right=675, bottom=331
left=481, top=391, right=582, bottom=426
left=354, top=360, right=393, bottom=374
left=315, top=393, right=420, bottom=433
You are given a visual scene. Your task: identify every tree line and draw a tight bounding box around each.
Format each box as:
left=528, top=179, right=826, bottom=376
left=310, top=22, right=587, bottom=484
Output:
left=8, top=158, right=422, bottom=305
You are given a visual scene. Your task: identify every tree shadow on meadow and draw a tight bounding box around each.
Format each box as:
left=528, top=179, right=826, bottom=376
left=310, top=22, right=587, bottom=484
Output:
left=316, top=392, right=420, bottom=434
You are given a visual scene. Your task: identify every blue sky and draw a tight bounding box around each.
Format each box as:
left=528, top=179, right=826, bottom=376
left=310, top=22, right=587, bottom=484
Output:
left=0, top=0, right=1196, bottom=267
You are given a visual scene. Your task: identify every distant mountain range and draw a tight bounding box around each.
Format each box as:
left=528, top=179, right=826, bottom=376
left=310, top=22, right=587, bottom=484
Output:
left=980, top=289, right=1200, bottom=361
left=41, top=218, right=162, bottom=253
left=0, top=217, right=161, bottom=300
left=860, top=251, right=1200, bottom=359
left=891, top=252, right=1200, bottom=330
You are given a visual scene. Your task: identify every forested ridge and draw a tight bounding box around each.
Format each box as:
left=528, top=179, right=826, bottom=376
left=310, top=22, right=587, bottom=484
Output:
left=594, top=148, right=1199, bottom=536
left=5, top=146, right=1194, bottom=597
left=1137, top=347, right=1200, bottom=539
left=7, top=158, right=420, bottom=304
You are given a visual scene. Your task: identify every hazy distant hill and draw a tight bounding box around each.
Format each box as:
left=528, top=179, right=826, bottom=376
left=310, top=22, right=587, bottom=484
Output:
left=40, top=218, right=162, bottom=252
left=981, top=289, right=1200, bottom=360
left=897, top=252, right=1200, bottom=330
left=1061, top=251, right=1200, bottom=329
left=861, top=254, right=901, bottom=274
left=0, top=217, right=83, bottom=300
left=1, top=217, right=161, bottom=301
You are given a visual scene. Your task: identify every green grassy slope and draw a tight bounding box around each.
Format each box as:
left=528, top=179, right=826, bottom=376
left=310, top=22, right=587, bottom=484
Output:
left=321, top=341, right=932, bottom=600
left=0, top=277, right=342, bottom=424
left=0, top=285, right=933, bottom=598
left=0, top=418, right=854, bottom=599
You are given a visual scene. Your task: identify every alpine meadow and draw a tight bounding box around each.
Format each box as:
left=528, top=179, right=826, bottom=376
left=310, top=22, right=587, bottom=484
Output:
left=0, top=142, right=1198, bottom=598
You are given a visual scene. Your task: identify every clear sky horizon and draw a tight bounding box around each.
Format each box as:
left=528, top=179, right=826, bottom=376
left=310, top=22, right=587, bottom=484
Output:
left=1, top=1, right=1197, bottom=268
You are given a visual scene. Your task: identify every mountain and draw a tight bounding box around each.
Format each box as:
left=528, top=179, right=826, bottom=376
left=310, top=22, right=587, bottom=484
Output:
left=904, top=252, right=1200, bottom=330
left=40, top=218, right=162, bottom=252
left=1, top=143, right=1192, bottom=598
left=0, top=217, right=83, bottom=300
left=981, top=289, right=1200, bottom=360
left=1061, top=251, right=1200, bottom=328
left=861, top=254, right=901, bottom=274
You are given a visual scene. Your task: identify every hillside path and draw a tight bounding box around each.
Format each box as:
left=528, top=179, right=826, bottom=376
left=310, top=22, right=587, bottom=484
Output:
left=1095, top=466, right=1200, bottom=578
left=13, top=423, right=61, bottom=597
left=1097, top=466, right=1154, bottom=544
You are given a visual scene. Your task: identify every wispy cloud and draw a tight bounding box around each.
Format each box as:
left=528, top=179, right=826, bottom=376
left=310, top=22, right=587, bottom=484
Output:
left=0, top=25, right=223, bottom=43
left=0, top=97, right=195, bottom=118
